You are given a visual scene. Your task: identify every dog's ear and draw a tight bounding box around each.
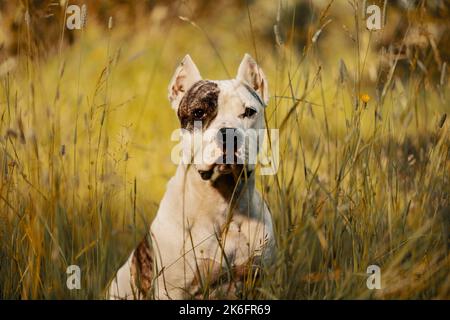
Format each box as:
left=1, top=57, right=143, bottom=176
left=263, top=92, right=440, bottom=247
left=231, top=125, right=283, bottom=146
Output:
left=168, top=55, right=202, bottom=110
left=236, top=53, right=269, bottom=105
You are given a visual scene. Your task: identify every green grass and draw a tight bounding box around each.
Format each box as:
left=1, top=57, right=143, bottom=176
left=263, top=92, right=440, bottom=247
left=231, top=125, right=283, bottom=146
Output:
left=0, top=1, right=449, bottom=299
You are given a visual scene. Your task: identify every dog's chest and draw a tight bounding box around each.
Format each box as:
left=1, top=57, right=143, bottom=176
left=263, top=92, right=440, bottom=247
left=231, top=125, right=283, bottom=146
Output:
left=184, top=209, right=269, bottom=267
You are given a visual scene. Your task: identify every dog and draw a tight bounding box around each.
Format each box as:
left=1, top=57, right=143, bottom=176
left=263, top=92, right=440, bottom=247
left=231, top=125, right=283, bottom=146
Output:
left=108, top=54, right=275, bottom=299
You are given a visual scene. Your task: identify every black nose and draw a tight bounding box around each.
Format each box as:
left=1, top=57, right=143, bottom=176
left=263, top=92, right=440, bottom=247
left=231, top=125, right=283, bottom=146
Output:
left=216, top=127, right=243, bottom=152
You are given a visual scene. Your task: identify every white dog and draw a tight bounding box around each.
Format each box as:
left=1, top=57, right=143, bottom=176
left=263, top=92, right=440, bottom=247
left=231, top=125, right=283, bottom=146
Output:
left=108, top=54, right=275, bottom=299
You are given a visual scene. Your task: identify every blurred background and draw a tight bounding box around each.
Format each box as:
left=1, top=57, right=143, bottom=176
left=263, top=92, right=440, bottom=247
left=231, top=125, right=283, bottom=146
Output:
left=0, top=0, right=448, bottom=299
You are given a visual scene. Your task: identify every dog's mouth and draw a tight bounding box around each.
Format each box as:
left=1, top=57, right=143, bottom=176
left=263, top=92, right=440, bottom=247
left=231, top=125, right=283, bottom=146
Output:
left=197, top=137, right=253, bottom=181
left=198, top=163, right=253, bottom=181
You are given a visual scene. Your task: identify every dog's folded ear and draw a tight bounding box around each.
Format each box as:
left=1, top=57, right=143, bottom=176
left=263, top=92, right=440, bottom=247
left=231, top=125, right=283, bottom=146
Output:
left=168, top=55, right=202, bottom=110
left=236, top=54, right=269, bottom=106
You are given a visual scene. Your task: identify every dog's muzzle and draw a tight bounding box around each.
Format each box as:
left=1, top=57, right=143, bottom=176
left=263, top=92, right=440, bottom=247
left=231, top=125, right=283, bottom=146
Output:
left=198, top=127, right=252, bottom=181
left=216, top=127, right=243, bottom=161
left=198, top=166, right=253, bottom=181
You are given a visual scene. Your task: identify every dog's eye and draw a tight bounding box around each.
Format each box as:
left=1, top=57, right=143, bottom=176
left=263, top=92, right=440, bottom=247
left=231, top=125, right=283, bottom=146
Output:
left=242, top=107, right=257, bottom=118
left=193, top=108, right=205, bottom=120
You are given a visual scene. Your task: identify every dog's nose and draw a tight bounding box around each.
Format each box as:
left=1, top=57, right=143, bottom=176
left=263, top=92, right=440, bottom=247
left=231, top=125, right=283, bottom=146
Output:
left=216, top=127, right=243, bottom=153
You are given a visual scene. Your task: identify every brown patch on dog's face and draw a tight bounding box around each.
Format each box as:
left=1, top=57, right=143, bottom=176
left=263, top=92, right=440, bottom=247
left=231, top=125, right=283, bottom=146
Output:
left=177, top=80, right=220, bottom=131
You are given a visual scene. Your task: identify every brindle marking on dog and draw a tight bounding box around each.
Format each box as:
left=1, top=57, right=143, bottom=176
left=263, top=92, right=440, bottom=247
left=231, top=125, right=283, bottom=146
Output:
left=178, top=80, right=219, bottom=131
left=130, top=235, right=153, bottom=297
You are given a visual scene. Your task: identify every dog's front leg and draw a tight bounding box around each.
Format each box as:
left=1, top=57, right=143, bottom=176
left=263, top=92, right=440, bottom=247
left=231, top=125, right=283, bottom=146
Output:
left=108, top=235, right=154, bottom=300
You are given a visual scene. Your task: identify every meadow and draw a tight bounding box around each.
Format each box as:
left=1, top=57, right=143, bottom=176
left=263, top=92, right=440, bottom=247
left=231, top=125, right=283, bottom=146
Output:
left=0, top=0, right=448, bottom=299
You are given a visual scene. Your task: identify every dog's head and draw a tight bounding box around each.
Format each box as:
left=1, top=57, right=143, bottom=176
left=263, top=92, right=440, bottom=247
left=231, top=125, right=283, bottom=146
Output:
left=168, top=54, right=269, bottom=181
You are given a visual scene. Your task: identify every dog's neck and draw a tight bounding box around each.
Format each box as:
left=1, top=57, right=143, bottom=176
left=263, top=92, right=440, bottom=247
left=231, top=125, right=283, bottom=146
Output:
left=168, top=164, right=256, bottom=220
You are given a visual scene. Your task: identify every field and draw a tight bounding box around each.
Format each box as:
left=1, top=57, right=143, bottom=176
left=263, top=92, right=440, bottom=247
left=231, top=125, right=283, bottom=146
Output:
left=0, top=0, right=449, bottom=299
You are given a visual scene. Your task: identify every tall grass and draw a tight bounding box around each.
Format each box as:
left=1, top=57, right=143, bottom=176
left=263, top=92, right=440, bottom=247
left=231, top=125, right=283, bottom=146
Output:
left=0, top=1, right=448, bottom=299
